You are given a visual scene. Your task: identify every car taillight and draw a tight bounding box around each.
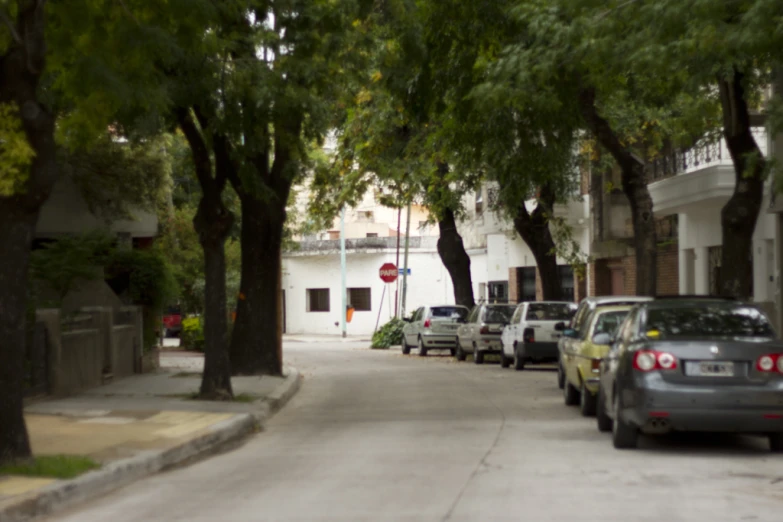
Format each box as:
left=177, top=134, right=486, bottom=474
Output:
left=756, top=354, right=783, bottom=373
left=423, top=319, right=431, bottom=328
left=633, top=350, right=678, bottom=372
left=480, top=326, right=489, bottom=334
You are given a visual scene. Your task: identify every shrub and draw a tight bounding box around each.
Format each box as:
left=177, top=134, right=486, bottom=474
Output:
left=371, top=317, right=405, bottom=349
left=181, top=316, right=205, bottom=352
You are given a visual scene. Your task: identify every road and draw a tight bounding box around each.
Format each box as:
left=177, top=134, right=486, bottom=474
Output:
left=47, top=341, right=783, bottom=522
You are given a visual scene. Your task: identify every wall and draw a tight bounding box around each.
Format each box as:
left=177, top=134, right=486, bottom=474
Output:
left=59, top=318, right=103, bottom=396
left=36, top=176, right=157, bottom=239
left=282, top=249, right=455, bottom=335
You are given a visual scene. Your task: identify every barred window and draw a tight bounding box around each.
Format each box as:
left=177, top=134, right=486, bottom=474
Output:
left=348, top=288, right=371, bottom=312
left=307, top=289, right=330, bottom=312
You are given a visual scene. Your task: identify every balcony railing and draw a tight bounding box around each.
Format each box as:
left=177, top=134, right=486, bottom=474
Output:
left=648, top=128, right=767, bottom=182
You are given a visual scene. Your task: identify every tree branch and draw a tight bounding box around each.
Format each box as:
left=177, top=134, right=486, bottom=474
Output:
left=176, top=108, right=214, bottom=192
left=0, top=7, right=22, bottom=45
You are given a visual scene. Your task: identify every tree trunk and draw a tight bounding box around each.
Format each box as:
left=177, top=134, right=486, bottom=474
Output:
left=437, top=207, right=475, bottom=308
left=512, top=184, right=563, bottom=301
left=194, top=196, right=234, bottom=399
left=0, top=206, right=36, bottom=465
left=578, top=87, right=657, bottom=296
left=0, top=1, right=57, bottom=465
left=717, top=69, right=765, bottom=299
left=228, top=195, right=286, bottom=376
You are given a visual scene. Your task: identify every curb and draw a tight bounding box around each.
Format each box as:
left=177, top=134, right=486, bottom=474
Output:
left=0, top=367, right=303, bottom=522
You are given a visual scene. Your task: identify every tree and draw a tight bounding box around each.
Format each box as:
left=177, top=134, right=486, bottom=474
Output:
left=602, top=0, right=777, bottom=299
left=0, top=0, right=58, bottom=464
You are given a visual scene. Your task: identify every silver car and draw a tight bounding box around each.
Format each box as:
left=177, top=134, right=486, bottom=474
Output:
left=596, top=299, right=783, bottom=451
left=402, top=305, right=469, bottom=356
left=456, top=303, right=517, bottom=364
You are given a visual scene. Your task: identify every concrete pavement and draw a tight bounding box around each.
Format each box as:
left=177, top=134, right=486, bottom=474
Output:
left=42, top=341, right=783, bottom=522
left=0, top=352, right=302, bottom=522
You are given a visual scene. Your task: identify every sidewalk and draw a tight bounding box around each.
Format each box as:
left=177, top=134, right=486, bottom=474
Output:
left=0, top=353, right=302, bottom=522
left=283, top=333, right=371, bottom=343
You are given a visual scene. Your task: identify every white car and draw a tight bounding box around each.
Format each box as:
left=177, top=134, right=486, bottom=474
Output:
left=501, top=301, right=577, bottom=370
left=402, top=305, right=470, bottom=356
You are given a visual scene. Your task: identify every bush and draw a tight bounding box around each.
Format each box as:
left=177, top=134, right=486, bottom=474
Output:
left=181, top=316, right=205, bottom=352
left=371, top=317, right=405, bottom=349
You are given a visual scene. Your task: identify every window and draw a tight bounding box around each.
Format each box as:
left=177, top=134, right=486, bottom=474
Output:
left=488, top=281, right=509, bottom=304
left=366, top=233, right=378, bottom=238
left=510, top=305, right=524, bottom=325
left=328, top=231, right=340, bottom=240
left=526, top=303, right=576, bottom=321
left=482, top=305, right=515, bottom=324
left=348, top=288, right=371, bottom=312
left=520, top=268, right=536, bottom=302
left=644, top=304, right=774, bottom=340
left=430, top=306, right=469, bottom=321
left=558, top=265, right=575, bottom=301
left=307, top=288, right=330, bottom=312
left=467, top=306, right=480, bottom=324
left=591, top=310, right=631, bottom=338
left=475, top=189, right=484, bottom=214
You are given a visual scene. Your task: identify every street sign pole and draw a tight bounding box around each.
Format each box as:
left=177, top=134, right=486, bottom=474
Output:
left=401, top=202, right=412, bottom=318
left=340, top=206, right=347, bottom=338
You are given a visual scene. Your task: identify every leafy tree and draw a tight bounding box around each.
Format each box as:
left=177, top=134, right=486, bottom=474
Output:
left=594, top=0, right=777, bottom=299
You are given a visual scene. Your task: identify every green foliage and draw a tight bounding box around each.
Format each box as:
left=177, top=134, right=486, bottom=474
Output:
left=60, top=136, right=169, bottom=221
left=371, top=317, right=405, bottom=349
left=0, top=455, right=99, bottom=479
left=106, top=248, right=178, bottom=311
left=181, top=316, right=205, bottom=352
left=29, top=232, right=116, bottom=302
left=0, top=102, right=35, bottom=196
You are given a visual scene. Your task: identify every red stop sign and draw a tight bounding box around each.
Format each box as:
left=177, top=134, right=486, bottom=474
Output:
left=379, top=262, right=398, bottom=283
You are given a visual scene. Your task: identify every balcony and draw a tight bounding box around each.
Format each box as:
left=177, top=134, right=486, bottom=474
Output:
left=648, top=128, right=767, bottom=215
left=286, top=236, right=428, bottom=256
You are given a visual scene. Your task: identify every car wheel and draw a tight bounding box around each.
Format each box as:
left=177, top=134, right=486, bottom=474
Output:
left=450, top=348, right=456, bottom=357
left=500, top=347, right=511, bottom=368
left=563, top=379, right=580, bottom=406
left=418, top=337, right=427, bottom=357
left=596, top=385, right=613, bottom=433
left=513, top=343, right=526, bottom=371
left=580, top=381, right=597, bottom=417
left=557, top=362, right=565, bottom=389
left=612, top=393, right=639, bottom=449
left=402, top=340, right=411, bottom=355
left=769, top=434, right=783, bottom=452
left=473, top=344, right=484, bottom=365
left=455, top=340, right=467, bottom=361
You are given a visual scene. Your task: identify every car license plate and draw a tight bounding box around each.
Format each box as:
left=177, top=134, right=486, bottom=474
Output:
left=443, top=324, right=457, bottom=330
left=686, top=361, right=734, bottom=377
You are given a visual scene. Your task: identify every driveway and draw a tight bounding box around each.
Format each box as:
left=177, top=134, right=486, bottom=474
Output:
left=46, top=341, right=783, bottom=521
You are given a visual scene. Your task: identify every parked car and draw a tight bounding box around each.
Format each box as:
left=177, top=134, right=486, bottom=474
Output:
left=595, top=298, right=783, bottom=451
left=555, top=296, right=653, bottom=389
left=500, top=301, right=577, bottom=370
left=456, top=303, right=517, bottom=364
left=162, top=306, right=183, bottom=337
left=402, top=305, right=470, bottom=356
left=561, top=305, right=633, bottom=416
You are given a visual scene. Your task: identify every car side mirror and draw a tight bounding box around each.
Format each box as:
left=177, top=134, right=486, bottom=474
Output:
left=563, top=328, right=578, bottom=339
left=592, top=333, right=612, bottom=345
left=554, top=322, right=566, bottom=331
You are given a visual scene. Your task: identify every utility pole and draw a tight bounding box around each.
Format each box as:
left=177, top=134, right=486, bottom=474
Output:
left=401, top=202, right=412, bottom=318
left=340, top=206, right=347, bottom=338
left=394, top=207, right=401, bottom=317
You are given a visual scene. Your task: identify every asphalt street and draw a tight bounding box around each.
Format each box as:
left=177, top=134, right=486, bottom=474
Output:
left=46, top=341, right=783, bottom=522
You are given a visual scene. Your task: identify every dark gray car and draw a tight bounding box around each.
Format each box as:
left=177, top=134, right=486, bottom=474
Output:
left=596, top=299, right=783, bottom=451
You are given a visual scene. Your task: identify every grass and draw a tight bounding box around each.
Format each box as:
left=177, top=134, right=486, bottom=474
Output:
left=0, top=455, right=100, bottom=480
left=170, top=372, right=203, bottom=378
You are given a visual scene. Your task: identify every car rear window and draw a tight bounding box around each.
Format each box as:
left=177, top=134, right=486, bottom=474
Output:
left=592, top=310, right=629, bottom=336
left=526, top=303, right=576, bottom=321
left=644, top=305, right=775, bottom=339
left=430, top=307, right=468, bottom=320
left=483, top=306, right=515, bottom=324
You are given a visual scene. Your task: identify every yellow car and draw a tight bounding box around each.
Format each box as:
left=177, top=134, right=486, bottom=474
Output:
left=561, top=305, right=633, bottom=416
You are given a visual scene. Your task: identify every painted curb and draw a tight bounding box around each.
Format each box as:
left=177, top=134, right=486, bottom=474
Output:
left=0, top=367, right=303, bottom=522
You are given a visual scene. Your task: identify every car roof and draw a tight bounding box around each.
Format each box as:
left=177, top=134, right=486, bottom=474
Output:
left=592, top=304, right=635, bottom=314
left=482, top=302, right=517, bottom=307
left=583, top=296, right=654, bottom=305
left=428, top=304, right=469, bottom=308
left=644, top=298, right=750, bottom=310
left=526, top=301, right=577, bottom=306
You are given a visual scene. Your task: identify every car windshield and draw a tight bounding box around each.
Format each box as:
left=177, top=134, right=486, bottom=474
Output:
left=483, top=306, right=515, bottom=324
left=592, top=310, right=629, bottom=336
left=430, top=307, right=468, bottom=320
left=644, top=305, right=775, bottom=339
left=526, top=303, right=576, bottom=321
